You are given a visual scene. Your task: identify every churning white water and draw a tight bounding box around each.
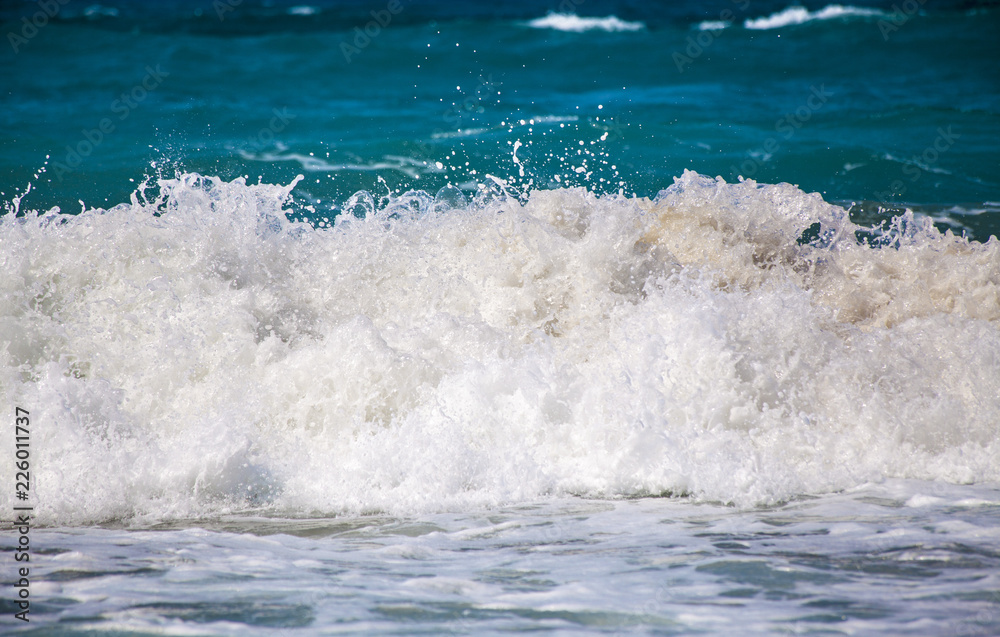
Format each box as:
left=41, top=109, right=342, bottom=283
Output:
left=1, top=170, right=998, bottom=526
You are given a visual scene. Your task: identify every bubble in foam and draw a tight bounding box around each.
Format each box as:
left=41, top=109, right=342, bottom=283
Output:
left=434, top=184, right=468, bottom=212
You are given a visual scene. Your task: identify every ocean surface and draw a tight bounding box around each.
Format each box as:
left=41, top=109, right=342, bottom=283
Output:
left=2, top=0, right=1000, bottom=634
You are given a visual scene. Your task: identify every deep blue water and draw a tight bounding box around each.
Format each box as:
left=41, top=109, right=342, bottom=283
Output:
left=2, top=0, right=999, bottom=237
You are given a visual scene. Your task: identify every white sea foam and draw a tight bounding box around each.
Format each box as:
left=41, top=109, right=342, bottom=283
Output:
left=745, top=5, right=884, bottom=30
left=1, top=171, right=998, bottom=525
left=526, top=12, right=644, bottom=33
left=238, top=149, right=443, bottom=179
left=696, top=20, right=732, bottom=31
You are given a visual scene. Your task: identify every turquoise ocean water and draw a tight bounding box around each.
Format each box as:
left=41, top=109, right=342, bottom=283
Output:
left=2, top=0, right=1000, bottom=634
left=3, top=0, right=999, bottom=235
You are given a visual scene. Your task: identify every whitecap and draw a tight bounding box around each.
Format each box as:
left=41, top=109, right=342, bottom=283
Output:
left=696, top=20, right=731, bottom=31
left=526, top=12, right=644, bottom=33
left=744, top=4, right=884, bottom=30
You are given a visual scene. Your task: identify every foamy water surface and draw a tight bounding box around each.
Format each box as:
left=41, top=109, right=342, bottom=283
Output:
left=2, top=171, right=998, bottom=527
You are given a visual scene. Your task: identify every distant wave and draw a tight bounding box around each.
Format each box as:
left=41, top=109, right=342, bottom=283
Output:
left=287, top=5, right=319, bottom=16
left=237, top=148, right=443, bottom=179
left=883, top=152, right=954, bottom=176
left=526, top=12, right=645, bottom=32
left=696, top=19, right=732, bottom=31
left=83, top=4, right=120, bottom=18
left=744, top=4, right=885, bottom=30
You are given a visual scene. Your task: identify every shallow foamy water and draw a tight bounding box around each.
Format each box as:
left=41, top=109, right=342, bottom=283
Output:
left=4, top=481, right=999, bottom=635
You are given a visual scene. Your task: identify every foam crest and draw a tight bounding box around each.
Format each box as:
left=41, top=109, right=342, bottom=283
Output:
left=744, top=4, right=885, bottom=30
left=1, top=171, right=998, bottom=525
left=526, top=13, right=644, bottom=33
